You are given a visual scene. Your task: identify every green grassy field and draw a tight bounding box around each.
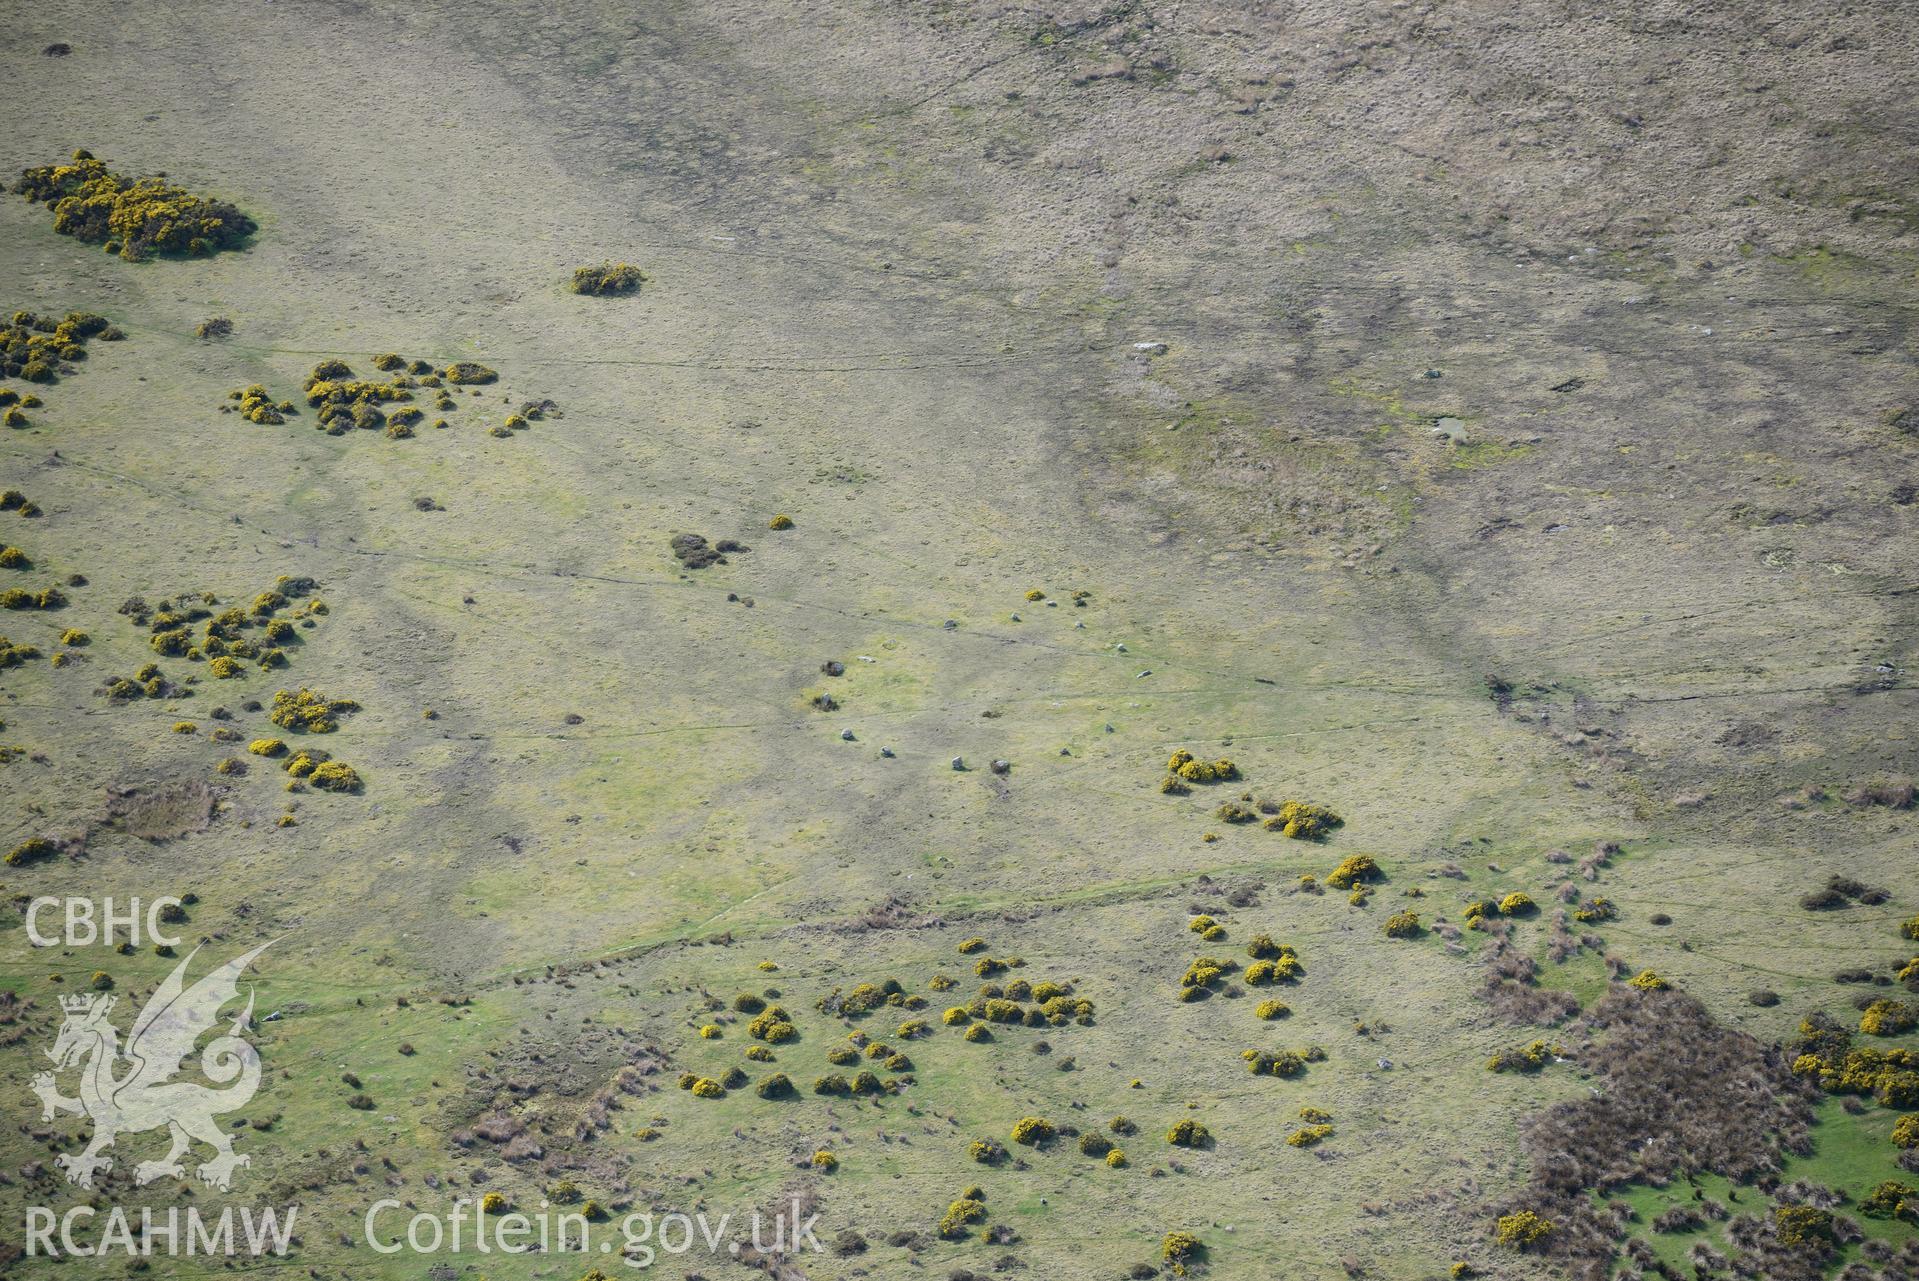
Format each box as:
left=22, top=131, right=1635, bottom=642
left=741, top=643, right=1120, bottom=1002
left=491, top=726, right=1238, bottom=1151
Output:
left=1, top=2, right=1916, bottom=1279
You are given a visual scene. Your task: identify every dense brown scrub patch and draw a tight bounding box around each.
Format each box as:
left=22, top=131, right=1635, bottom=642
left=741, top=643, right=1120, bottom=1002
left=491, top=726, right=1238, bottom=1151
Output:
left=1500, top=988, right=1816, bottom=1278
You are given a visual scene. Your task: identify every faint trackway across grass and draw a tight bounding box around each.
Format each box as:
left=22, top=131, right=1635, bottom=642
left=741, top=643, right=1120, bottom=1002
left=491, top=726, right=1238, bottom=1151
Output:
left=74, top=317, right=1919, bottom=678
left=105, top=314, right=1083, bottom=373
left=29, top=446, right=1485, bottom=701
left=97, top=845, right=1434, bottom=1095
left=28, top=446, right=1906, bottom=714
left=199, top=841, right=1427, bottom=1028
left=108, top=842, right=1866, bottom=1099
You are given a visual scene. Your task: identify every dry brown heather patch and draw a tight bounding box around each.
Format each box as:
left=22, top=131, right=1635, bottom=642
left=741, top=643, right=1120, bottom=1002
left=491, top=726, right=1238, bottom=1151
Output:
left=669, top=532, right=750, bottom=569
left=1497, top=984, right=1818, bottom=1278
left=1799, top=872, right=1893, bottom=911
left=1480, top=928, right=1581, bottom=1026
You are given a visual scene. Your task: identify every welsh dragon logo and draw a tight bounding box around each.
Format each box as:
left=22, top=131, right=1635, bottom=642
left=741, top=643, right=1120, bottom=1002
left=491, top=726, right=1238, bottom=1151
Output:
left=31, top=942, right=272, bottom=1192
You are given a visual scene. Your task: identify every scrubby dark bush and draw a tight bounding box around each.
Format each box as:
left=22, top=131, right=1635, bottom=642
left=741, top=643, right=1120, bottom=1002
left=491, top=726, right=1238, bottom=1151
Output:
left=1488, top=1040, right=1556, bottom=1073
left=14, top=151, right=256, bottom=260
left=1161, top=1231, right=1203, bottom=1266
left=1493, top=1209, right=1552, bottom=1250
left=1326, top=854, right=1379, bottom=888
left=1, top=310, right=116, bottom=388
left=1010, top=1116, right=1054, bottom=1145
left=1861, top=1000, right=1918, bottom=1037
left=670, top=533, right=734, bottom=569
left=1246, top=933, right=1289, bottom=960
left=938, top=1198, right=986, bottom=1239
left=269, top=686, right=359, bottom=733
left=1849, top=778, right=1917, bottom=810
left=1244, top=955, right=1301, bottom=984
left=6, top=836, right=60, bottom=867
left=1383, top=909, right=1422, bottom=938
left=1180, top=955, right=1237, bottom=996
left=1165, top=1118, right=1210, bottom=1147
left=1772, top=1203, right=1833, bottom=1247
left=1060, top=1131, right=1106, bottom=1160
left=746, top=1006, right=796, bottom=1042
left=1270, top=799, right=1343, bottom=840
left=308, top=761, right=362, bottom=792
left=1286, top=1123, right=1332, bottom=1148
left=1858, top=1180, right=1918, bottom=1220
left=1167, top=749, right=1237, bottom=783
left=570, top=263, right=646, bottom=296
left=1650, top=1204, right=1705, bottom=1234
